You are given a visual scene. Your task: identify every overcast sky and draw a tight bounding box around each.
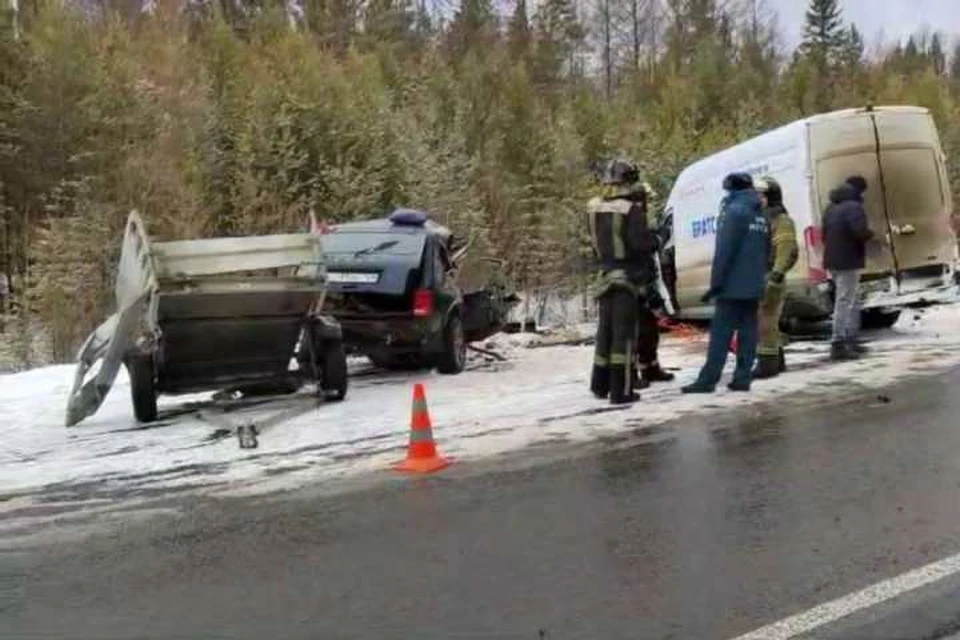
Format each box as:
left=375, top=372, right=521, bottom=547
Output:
left=773, top=0, right=960, bottom=49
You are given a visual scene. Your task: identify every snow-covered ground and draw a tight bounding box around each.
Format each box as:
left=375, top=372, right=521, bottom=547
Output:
left=3, top=303, right=960, bottom=519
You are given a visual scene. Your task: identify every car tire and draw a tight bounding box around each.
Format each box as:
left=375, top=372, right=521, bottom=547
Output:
left=436, top=313, right=466, bottom=375
left=861, top=309, right=901, bottom=330
left=127, top=355, right=158, bottom=423
left=320, top=341, right=348, bottom=401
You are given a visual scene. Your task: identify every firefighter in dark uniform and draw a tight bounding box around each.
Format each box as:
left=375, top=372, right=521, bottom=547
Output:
left=587, top=159, right=657, bottom=405
left=634, top=182, right=675, bottom=388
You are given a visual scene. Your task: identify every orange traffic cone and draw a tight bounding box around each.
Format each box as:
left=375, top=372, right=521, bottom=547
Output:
left=394, top=383, right=451, bottom=474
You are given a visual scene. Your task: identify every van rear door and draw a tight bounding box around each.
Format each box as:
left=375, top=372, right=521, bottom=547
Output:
left=809, top=109, right=954, bottom=283
left=809, top=115, right=896, bottom=277
left=869, top=110, right=954, bottom=279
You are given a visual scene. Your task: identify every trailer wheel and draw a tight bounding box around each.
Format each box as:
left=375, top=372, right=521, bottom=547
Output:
left=127, top=356, right=158, bottom=423
left=436, top=314, right=466, bottom=375
left=320, top=341, right=348, bottom=401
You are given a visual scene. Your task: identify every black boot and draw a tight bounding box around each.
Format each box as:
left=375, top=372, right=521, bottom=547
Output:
left=847, top=339, right=868, bottom=354
left=778, top=347, right=786, bottom=373
left=830, top=341, right=858, bottom=361
left=727, top=381, right=751, bottom=392
left=643, top=362, right=675, bottom=384
left=590, top=365, right=610, bottom=399
left=610, top=367, right=639, bottom=405
left=752, top=354, right=780, bottom=380
left=631, top=368, right=651, bottom=390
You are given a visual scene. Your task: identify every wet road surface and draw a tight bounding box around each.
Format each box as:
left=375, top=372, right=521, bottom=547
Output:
left=5, top=366, right=960, bottom=639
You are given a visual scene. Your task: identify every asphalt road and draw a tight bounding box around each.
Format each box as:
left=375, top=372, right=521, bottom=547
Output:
left=5, top=366, right=960, bottom=639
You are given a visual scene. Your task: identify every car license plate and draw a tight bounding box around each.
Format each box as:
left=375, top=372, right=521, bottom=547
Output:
left=327, top=271, right=379, bottom=284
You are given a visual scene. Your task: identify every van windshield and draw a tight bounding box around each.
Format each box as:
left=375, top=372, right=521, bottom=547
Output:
left=322, top=232, right=425, bottom=260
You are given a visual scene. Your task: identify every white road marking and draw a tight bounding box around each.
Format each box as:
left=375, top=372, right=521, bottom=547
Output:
left=730, top=551, right=960, bottom=640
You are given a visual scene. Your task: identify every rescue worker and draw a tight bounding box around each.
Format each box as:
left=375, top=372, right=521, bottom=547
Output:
left=634, top=181, right=675, bottom=388
left=587, top=159, right=657, bottom=405
left=682, top=173, right=770, bottom=394
left=752, top=177, right=799, bottom=379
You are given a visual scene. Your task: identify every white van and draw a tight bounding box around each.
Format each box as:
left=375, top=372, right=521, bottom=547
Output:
left=663, top=106, right=958, bottom=327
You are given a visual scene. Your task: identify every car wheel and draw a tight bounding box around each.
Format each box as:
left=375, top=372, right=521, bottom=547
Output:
left=126, top=355, right=158, bottom=423
left=436, top=314, right=466, bottom=375
left=321, top=340, right=348, bottom=401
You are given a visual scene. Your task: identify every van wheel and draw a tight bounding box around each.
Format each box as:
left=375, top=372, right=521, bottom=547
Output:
left=436, top=314, right=466, bottom=374
left=127, top=356, right=158, bottom=423
left=861, top=309, right=901, bottom=330
left=320, top=341, right=348, bottom=401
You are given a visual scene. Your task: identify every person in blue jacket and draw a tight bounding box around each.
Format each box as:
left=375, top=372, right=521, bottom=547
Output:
left=683, top=173, right=771, bottom=394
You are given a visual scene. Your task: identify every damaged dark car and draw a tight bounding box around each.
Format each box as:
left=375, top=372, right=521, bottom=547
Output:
left=320, top=209, right=518, bottom=374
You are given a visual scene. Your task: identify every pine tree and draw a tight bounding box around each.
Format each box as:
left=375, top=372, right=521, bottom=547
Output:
left=799, top=0, right=846, bottom=111
left=664, top=0, right=718, bottom=69
left=839, top=24, right=864, bottom=70
left=800, top=0, right=845, bottom=60
left=930, top=33, right=946, bottom=75
left=951, top=42, right=960, bottom=81
left=508, top=0, right=531, bottom=59
left=447, top=0, right=496, bottom=59
left=532, top=0, right=583, bottom=85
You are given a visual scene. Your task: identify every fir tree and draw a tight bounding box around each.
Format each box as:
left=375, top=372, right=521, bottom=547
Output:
left=930, top=33, right=946, bottom=75
left=799, top=0, right=847, bottom=111
left=507, top=0, right=531, bottom=59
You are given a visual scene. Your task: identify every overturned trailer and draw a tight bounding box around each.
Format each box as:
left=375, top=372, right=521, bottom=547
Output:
left=65, top=211, right=347, bottom=428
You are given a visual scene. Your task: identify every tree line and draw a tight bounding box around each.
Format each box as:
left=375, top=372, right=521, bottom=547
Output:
left=0, top=0, right=959, bottom=368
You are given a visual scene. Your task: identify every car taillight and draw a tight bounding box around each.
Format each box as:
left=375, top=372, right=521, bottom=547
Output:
left=413, top=289, right=434, bottom=317
left=804, top=225, right=829, bottom=284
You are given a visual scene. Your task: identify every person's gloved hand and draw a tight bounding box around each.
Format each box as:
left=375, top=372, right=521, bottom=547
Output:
left=647, top=290, right=664, bottom=312
left=700, top=287, right=719, bottom=304
left=768, top=271, right=785, bottom=285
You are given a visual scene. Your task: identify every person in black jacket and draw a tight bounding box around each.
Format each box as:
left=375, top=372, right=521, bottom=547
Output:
left=822, top=175, right=874, bottom=361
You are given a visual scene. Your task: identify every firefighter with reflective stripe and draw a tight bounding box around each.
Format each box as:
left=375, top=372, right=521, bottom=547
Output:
left=587, top=159, right=657, bottom=405
left=634, top=181, right=675, bottom=388
left=753, top=177, right=799, bottom=379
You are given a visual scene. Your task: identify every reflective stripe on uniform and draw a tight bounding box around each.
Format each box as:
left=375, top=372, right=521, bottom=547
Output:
left=594, top=356, right=609, bottom=367
left=610, top=353, right=628, bottom=365
left=613, top=212, right=625, bottom=260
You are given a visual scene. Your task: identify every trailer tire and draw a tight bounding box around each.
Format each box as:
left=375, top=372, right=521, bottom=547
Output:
left=436, top=314, right=466, bottom=375
left=321, top=341, right=348, bottom=401
left=127, top=356, right=158, bottom=423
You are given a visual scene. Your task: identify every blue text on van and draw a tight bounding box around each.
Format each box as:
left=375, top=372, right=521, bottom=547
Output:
left=692, top=216, right=718, bottom=238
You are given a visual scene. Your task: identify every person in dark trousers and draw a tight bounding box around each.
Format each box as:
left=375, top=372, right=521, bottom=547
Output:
left=587, top=159, right=657, bottom=405
left=823, top=175, right=873, bottom=361
left=682, top=173, right=770, bottom=394
left=633, top=182, right=675, bottom=389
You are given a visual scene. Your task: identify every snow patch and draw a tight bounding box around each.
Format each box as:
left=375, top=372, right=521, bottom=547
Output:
left=2, top=301, right=960, bottom=515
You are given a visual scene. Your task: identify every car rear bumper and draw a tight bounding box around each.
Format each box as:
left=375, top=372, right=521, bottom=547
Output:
left=332, top=313, right=438, bottom=350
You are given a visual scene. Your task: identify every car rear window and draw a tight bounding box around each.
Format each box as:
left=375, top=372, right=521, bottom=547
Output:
left=321, top=231, right=425, bottom=259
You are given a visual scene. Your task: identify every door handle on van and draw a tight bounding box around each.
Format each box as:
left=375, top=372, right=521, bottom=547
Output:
left=890, top=224, right=916, bottom=236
